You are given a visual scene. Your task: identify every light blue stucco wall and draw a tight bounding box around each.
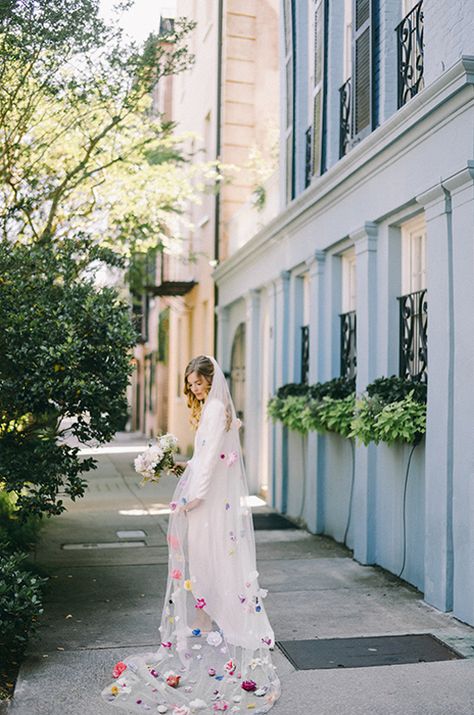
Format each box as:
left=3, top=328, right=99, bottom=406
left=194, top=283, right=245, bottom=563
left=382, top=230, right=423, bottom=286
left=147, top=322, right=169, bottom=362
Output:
left=215, top=24, right=474, bottom=624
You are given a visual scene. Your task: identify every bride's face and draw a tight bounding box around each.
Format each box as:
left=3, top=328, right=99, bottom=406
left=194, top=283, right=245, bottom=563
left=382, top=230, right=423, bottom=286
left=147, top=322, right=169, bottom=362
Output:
left=187, top=371, right=210, bottom=401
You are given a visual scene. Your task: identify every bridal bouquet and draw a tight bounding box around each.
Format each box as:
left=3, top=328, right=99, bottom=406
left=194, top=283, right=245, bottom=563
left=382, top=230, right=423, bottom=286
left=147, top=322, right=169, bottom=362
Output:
left=134, top=433, right=183, bottom=486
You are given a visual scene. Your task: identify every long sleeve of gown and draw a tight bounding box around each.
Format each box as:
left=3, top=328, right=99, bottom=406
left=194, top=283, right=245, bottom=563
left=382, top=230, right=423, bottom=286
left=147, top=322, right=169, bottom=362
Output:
left=194, top=398, right=227, bottom=500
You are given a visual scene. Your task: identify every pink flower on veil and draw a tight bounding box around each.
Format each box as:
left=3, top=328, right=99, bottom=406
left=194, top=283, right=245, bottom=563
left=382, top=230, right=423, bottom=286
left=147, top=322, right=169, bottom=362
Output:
left=112, top=661, right=127, bottom=678
left=171, top=569, right=182, bottom=580
left=227, top=451, right=238, bottom=467
left=167, top=534, right=180, bottom=550
left=195, top=597, right=207, bottom=609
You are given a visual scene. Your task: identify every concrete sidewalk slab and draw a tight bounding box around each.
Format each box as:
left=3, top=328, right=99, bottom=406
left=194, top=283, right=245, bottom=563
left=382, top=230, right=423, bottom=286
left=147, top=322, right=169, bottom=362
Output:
left=6, top=432, right=474, bottom=714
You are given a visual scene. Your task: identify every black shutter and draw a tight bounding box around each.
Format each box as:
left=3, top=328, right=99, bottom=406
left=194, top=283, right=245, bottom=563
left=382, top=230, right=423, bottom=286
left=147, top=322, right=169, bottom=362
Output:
left=311, top=0, right=324, bottom=176
left=352, top=0, right=372, bottom=139
left=284, top=0, right=295, bottom=201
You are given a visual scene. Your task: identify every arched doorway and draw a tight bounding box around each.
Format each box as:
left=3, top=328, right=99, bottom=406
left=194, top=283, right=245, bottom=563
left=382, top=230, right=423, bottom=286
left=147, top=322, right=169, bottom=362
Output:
left=230, top=322, right=246, bottom=456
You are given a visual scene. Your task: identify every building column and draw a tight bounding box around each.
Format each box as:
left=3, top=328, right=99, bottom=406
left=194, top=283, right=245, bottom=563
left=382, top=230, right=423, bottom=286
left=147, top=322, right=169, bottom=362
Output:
left=244, top=289, right=261, bottom=496
left=305, top=250, right=326, bottom=533
left=215, top=304, right=230, bottom=372
left=415, top=183, right=453, bottom=613
left=443, top=163, right=474, bottom=623
left=351, top=222, right=378, bottom=564
left=273, top=270, right=291, bottom=513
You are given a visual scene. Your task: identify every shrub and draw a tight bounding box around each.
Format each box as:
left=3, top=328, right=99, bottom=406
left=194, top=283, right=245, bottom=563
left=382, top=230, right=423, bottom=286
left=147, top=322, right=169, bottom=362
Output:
left=0, top=550, right=47, bottom=655
left=0, top=237, right=136, bottom=519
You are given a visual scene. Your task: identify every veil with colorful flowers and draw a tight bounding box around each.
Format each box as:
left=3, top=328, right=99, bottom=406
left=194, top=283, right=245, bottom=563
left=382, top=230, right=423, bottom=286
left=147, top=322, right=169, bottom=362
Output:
left=101, top=355, right=281, bottom=714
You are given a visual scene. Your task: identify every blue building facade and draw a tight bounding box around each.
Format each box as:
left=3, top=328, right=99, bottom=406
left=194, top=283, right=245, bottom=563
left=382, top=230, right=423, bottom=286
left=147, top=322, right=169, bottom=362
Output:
left=214, top=0, right=474, bottom=627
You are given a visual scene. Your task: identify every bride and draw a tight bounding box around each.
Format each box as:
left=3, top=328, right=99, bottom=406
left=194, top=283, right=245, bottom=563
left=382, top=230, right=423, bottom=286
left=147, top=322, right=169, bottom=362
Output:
left=101, top=355, right=281, bottom=714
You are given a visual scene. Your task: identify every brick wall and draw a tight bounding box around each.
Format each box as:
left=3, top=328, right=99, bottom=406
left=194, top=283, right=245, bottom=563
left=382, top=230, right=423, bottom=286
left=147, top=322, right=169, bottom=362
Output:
left=424, top=0, right=474, bottom=85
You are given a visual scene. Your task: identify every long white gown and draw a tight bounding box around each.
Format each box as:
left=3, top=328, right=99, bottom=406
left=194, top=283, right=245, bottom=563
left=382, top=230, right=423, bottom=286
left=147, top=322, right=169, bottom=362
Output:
left=101, top=357, right=281, bottom=714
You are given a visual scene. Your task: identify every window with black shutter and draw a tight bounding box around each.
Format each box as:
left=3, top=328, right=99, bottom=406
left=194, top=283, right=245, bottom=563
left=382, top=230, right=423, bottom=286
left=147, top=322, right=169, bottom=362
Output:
left=284, top=0, right=295, bottom=201
left=310, top=0, right=327, bottom=178
left=352, top=0, right=373, bottom=141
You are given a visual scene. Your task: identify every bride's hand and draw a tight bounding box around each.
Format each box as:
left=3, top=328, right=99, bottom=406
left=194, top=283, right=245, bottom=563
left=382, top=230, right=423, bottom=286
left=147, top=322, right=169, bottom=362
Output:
left=182, top=498, right=203, bottom=514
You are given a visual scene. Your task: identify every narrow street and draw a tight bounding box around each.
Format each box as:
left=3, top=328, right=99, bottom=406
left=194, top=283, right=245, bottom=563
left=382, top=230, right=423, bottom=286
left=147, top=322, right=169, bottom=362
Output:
left=9, top=432, right=474, bottom=715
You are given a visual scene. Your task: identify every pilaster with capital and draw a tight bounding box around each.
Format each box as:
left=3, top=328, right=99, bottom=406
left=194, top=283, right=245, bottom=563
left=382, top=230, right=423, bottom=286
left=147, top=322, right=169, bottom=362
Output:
left=244, top=289, right=261, bottom=495
left=303, top=250, right=326, bottom=533
left=350, top=222, right=378, bottom=565
left=442, top=163, right=474, bottom=623
left=273, top=270, right=291, bottom=513
left=415, top=182, right=454, bottom=613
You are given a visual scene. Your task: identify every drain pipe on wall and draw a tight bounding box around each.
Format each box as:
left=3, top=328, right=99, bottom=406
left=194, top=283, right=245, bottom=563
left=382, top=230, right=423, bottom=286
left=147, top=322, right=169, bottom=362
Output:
left=213, top=0, right=223, bottom=358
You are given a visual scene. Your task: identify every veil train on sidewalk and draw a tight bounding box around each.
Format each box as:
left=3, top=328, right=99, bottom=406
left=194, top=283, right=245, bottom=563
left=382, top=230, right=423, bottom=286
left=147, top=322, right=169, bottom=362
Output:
left=101, top=355, right=281, bottom=714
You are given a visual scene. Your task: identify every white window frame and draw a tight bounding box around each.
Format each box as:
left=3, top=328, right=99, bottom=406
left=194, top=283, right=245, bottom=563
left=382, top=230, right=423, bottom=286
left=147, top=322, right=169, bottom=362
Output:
left=401, top=214, right=427, bottom=295
left=343, top=0, right=353, bottom=82
left=341, top=247, right=356, bottom=313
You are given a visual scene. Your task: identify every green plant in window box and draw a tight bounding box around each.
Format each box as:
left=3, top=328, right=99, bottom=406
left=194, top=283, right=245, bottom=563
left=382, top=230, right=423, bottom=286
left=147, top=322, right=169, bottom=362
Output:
left=350, top=376, right=427, bottom=446
left=268, top=378, right=355, bottom=437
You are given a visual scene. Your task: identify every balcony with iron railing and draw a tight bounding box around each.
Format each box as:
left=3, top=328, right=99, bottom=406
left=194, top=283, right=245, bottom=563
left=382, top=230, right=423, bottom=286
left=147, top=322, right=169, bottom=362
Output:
left=339, top=77, right=352, bottom=159
left=340, top=310, right=357, bottom=379
left=145, top=250, right=197, bottom=297
left=338, top=0, right=424, bottom=159
left=398, top=288, right=427, bottom=383
left=300, top=324, right=310, bottom=384
left=396, top=0, right=425, bottom=109
left=304, top=127, right=312, bottom=188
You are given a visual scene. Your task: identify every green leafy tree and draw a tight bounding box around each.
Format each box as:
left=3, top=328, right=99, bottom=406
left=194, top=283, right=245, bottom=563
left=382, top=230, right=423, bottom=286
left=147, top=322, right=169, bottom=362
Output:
left=0, top=0, right=220, bottom=258
left=0, top=1, right=220, bottom=520
left=0, top=238, right=137, bottom=517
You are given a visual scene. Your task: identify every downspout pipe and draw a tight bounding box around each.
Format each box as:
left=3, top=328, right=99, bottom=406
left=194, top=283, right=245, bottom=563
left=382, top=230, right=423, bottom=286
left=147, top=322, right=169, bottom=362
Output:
left=214, top=0, right=223, bottom=357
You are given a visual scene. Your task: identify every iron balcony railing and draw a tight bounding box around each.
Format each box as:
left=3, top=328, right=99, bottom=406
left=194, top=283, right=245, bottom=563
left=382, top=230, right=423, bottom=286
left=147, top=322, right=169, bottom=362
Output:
left=340, top=310, right=357, bottom=379
left=301, top=324, right=310, bottom=384
left=304, top=126, right=312, bottom=188
left=339, top=77, right=352, bottom=159
left=396, top=0, right=424, bottom=108
left=398, top=288, right=427, bottom=383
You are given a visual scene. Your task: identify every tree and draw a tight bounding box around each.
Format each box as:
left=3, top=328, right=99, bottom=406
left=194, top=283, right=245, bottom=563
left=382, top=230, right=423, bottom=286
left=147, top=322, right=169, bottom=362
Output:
left=0, top=1, right=218, bottom=518
left=0, top=237, right=137, bottom=517
left=0, top=0, right=218, bottom=257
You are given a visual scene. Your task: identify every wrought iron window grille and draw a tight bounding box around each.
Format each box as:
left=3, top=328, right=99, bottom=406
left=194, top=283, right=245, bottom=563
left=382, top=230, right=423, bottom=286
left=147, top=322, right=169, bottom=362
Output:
left=398, top=288, right=427, bottom=383
left=301, top=324, right=310, bottom=384
left=340, top=310, right=357, bottom=379
left=304, top=126, right=312, bottom=188
left=339, top=77, right=352, bottom=158
left=396, top=0, right=424, bottom=109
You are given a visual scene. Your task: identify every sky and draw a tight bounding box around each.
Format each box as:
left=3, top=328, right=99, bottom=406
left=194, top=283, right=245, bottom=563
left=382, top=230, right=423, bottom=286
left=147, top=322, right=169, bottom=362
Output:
left=99, top=0, right=177, bottom=44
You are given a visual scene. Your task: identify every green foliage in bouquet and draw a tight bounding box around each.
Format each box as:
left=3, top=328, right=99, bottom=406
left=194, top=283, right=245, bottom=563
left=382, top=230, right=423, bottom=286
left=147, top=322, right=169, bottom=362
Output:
left=350, top=376, right=427, bottom=446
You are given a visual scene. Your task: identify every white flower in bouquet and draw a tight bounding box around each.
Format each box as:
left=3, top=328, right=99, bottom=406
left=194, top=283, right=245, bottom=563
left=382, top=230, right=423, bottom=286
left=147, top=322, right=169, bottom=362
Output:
left=134, top=433, right=181, bottom=486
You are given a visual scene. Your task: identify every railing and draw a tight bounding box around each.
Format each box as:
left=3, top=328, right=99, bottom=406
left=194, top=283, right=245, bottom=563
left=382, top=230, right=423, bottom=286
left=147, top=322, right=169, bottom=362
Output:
left=301, top=324, right=310, bottom=384
left=146, top=251, right=196, bottom=297
left=396, top=0, right=424, bottom=108
left=340, top=310, right=357, bottom=379
left=398, top=288, right=427, bottom=383
left=131, top=294, right=148, bottom=344
left=304, top=126, right=312, bottom=188
left=339, top=77, right=352, bottom=158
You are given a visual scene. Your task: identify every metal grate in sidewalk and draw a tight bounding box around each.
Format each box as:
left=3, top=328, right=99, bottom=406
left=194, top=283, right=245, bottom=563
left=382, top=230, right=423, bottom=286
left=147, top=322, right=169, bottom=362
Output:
left=252, top=513, right=300, bottom=530
left=276, top=633, right=464, bottom=670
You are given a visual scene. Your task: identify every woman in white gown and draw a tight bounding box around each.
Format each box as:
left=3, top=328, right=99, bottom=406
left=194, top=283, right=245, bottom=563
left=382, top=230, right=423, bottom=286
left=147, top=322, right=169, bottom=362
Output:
left=101, top=355, right=281, bottom=714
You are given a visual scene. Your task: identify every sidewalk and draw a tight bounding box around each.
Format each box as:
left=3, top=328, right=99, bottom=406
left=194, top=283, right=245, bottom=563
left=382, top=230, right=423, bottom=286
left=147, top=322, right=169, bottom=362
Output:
left=7, top=431, right=474, bottom=715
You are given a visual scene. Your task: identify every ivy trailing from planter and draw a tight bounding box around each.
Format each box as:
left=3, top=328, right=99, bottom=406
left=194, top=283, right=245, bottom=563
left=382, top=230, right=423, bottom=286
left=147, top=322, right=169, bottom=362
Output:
left=268, top=375, right=427, bottom=446
left=350, top=376, right=427, bottom=446
left=267, top=377, right=356, bottom=438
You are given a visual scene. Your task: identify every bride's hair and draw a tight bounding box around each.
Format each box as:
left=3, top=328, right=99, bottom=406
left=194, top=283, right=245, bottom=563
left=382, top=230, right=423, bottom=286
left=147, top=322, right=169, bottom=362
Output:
left=184, top=355, right=232, bottom=431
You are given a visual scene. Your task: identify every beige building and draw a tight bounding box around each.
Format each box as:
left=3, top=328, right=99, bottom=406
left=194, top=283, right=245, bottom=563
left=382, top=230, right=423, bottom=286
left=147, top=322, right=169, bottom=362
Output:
left=130, top=2, right=280, bottom=470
